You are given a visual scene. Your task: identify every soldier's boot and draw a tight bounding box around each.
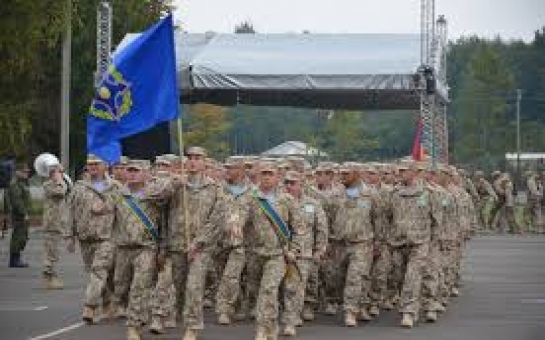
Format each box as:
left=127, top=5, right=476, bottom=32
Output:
left=9, top=253, right=28, bottom=268
left=127, top=326, right=142, bottom=340
left=218, top=313, right=231, bottom=325
left=451, top=287, right=460, bottom=297
left=102, top=303, right=116, bottom=320
left=266, top=325, right=278, bottom=340
left=182, top=328, right=197, bottom=340
left=116, top=305, right=128, bottom=318
left=382, top=300, right=395, bottom=310
left=255, top=327, right=267, bottom=340
left=400, top=313, right=414, bottom=328
left=47, top=275, right=64, bottom=290
left=324, top=303, right=337, bottom=315
left=425, top=311, right=438, bottom=323
left=344, top=311, right=357, bottom=327
left=149, top=315, right=165, bottom=334
left=369, top=305, right=380, bottom=317
left=302, top=306, right=315, bottom=321
left=283, top=325, right=296, bottom=337
left=436, top=304, right=446, bottom=313
left=164, top=313, right=177, bottom=328
left=82, top=306, right=95, bottom=324
left=203, top=297, right=213, bottom=309
left=358, top=307, right=372, bottom=322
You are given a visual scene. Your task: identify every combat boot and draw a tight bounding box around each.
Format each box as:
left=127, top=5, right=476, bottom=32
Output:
left=382, top=300, right=395, bottom=310
left=358, top=307, right=372, bottom=321
left=425, top=311, right=438, bottom=323
left=283, top=325, right=296, bottom=337
left=48, top=275, right=64, bottom=290
left=218, top=313, right=231, bottom=325
left=82, top=306, right=95, bottom=324
left=165, top=313, right=177, bottom=328
left=324, top=303, right=337, bottom=315
left=266, top=325, right=278, bottom=340
left=182, top=328, right=197, bottom=340
left=400, top=313, right=414, bottom=328
left=149, top=315, right=164, bottom=334
left=344, top=311, right=357, bottom=327
left=127, top=326, right=142, bottom=340
left=302, top=306, right=315, bottom=321
left=451, top=287, right=460, bottom=297
left=255, top=327, right=267, bottom=340
left=369, top=305, right=380, bottom=317
left=102, top=303, right=117, bottom=320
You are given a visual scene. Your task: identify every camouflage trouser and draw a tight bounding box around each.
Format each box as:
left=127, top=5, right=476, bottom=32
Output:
left=43, top=231, right=62, bottom=276
left=304, top=259, right=321, bottom=309
left=321, top=240, right=347, bottom=307
left=248, top=254, right=286, bottom=334
left=438, top=242, right=458, bottom=305
left=421, top=242, right=443, bottom=312
left=215, top=246, right=245, bottom=316
left=390, top=242, right=429, bottom=316
left=342, top=242, right=373, bottom=313
left=282, top=258, right=312, bottom=326
left=113, top=247, right=156, bottom=327
left=525, top=199, right=543, bottom=233
left=151, top=258, right=176, bottom=318
left=369, top=243, right=392, bottom=309
left=183, top=251, right=211, bottom=330
left=477, top=198, right=493, bottom=231
left=170, top=251, right=190, bottom=319
left=490, top=202, right=519, bottom=233
left=80, top=240, right=115, bottom=308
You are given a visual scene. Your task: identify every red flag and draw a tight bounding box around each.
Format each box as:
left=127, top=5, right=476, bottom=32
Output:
left=411, top=118, right=425, bottom=161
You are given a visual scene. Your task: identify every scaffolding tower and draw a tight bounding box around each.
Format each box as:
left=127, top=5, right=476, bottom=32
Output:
left=419, top=0, right=449, bottom=165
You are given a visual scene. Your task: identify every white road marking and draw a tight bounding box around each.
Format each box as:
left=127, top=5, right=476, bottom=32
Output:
left=28, top=322, right=85, bottom=340
left=0, top=305, right=48, bottom=312
left=521, top=298, right=545, bottom=304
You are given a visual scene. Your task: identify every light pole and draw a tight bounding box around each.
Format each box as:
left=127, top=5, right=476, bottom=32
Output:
left=60, top=0, right=72, bottom=171
left=516, top=89, right=522, bottom=177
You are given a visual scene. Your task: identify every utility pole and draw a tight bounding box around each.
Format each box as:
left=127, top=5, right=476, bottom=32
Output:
left=60, top=0, right=72, bottom=171
left=516, top=89, right=522, bottom=177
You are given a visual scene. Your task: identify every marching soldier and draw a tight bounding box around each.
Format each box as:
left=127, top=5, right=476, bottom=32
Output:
left=473, top=171, right=498, bottom=232
left=42, top=163, right=69, bottom=289
left=525, top=170, right=543, bottom=233
left=65, top=154, right=118, bottom=323
left=6, top=162, right=32, bottom=268
left=490, top=172, right=520, bottom=233
left=281, top=170, right=327, bottom=336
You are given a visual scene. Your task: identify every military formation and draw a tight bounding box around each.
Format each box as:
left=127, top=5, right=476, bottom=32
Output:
left=4, top=148, right=544, bottom=340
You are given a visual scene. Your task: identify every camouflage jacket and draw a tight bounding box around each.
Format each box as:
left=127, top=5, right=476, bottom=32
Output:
left=306, top=184, right=342, bottom=239
left=387, top=183, right=439, bottom=246
left=430, top=184, right=459, bottom=242
left=527, top=174, right=543, bottom=200
left=241, top=188, right=301, bottom=257
left=65, top=177, right=120, bottom=241
left=162, top=175, right=226, bottom=252
left=5, top=177, right=31, bottom=221
left=474, top=177, right=498, bottom=201
left=493, top=175, right=514, bottom=206
left=42, top=179, right=68, bottom=233
left=450, top=184, right=477, bottom=238
left=290, top=194, right=328, bottom=259
left=331, top=184, right=379, bottom=243
left=220, top=180, right=254, bottom=249
left=373, top=184, right=394, bottom=243
left=113, top=181, right=166, bottom=248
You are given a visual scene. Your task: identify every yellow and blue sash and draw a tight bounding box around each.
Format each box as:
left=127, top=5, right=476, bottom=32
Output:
left=253, top=190, right=291, bottom=243
left=122, top=195, right=159, bottom=241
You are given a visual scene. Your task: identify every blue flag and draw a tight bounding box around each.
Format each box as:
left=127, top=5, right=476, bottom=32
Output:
left=87, top=14, right=179, bottom=164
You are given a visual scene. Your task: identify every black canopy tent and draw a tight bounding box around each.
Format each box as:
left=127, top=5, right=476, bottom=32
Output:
left=117, top=32, right=448, bottom=157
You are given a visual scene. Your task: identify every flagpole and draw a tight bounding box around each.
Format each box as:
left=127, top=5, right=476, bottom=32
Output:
left=177, top=110, right=191, bottom=253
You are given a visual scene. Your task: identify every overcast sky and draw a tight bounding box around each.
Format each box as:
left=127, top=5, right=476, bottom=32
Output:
left=174, top=0, right=545, bottom=41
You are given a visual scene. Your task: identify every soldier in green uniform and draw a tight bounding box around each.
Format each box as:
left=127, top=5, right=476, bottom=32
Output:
left=6, top=162, right=32, bottom=268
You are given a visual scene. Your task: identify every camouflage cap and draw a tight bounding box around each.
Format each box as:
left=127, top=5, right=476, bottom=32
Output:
left=186, top=146, right=207, bottom=157
left=127, top=159, right=151, bottom=170
left=224, top=156, right=245, bottom=167
left=259, top=161, right=278, bottom=173
left=339, top=162, right=359, bottom=173
left=315, top=161, right=335, bottom=172
left=86, top=153, right=105, bottom=164
left=284, top=170, right=302, bottom=181
left=474, top=170, right=484, bottom=177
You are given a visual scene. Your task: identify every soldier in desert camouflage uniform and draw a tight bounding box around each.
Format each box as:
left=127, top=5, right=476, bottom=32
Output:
left=65, top=154, right=120, bottom=324
left=281, top=171, right=328, bottom=336
left=473, top=171, right=498, bottom=232
left=525, top=170, right=543, bottom=233
left=42, top=163, right=69, bottom=289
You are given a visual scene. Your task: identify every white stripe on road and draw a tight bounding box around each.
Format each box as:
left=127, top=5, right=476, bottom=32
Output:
left=0, top=306, right=48, bottom=312
left=28, top=322, right=85, bottom=340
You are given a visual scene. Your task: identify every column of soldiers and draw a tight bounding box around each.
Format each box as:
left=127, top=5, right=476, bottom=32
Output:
left=37, top=148, right=484, bottom=340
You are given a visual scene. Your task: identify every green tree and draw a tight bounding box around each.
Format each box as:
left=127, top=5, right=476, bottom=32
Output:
left=183, top=104, right=231, bottom=158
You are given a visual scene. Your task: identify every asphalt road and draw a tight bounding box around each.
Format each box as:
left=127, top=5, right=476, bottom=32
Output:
left=1, top=232, right=544, bottom=340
